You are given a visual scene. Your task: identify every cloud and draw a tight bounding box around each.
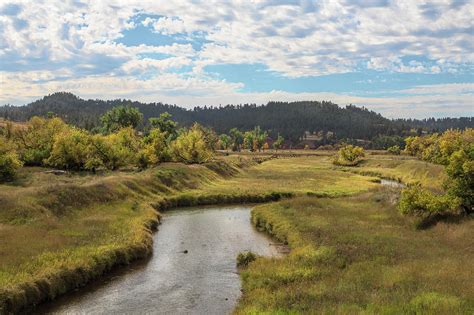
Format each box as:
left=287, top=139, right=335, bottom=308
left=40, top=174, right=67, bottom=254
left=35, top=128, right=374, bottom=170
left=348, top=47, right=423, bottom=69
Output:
left=0, top=0, right=473, bottom=118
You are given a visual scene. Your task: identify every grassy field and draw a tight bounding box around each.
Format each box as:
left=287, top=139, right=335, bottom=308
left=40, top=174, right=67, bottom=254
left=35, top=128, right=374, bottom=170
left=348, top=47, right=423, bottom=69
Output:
left=0, top=152, right=462, bottom=313
left=237, top=191, right=474, bottom=314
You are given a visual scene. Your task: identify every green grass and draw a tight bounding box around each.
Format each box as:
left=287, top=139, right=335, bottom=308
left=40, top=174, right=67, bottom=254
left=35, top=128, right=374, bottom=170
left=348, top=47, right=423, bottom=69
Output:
left=194, top=156, right=379, bottom=197
left=236, top=191, right=474, bottom=314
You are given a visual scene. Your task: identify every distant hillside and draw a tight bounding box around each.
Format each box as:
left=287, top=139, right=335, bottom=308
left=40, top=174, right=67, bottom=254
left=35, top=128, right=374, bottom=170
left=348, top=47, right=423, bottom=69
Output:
left=1, top=92, right=472, bottom=143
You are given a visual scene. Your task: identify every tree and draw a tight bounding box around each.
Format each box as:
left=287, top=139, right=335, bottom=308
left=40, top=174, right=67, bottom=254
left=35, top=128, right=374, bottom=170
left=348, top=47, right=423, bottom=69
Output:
left=0, top=136, right=22, bottom=181
left=218, top=134, right=231, bottom=150
left=243, top=131, right=255, bottom=151
left=87, top=127, right=143, bottom=170
left=398, top=184, right=460, bottom=218
left=387, top=145, right=401, bottom=155
left=100, top=106, right=143, bottom=133
left=400, top=128, right=473, bottom=216
left=243, top=126, right=268, bottom=152
left=171, top=123, right=214, bottom=164
left=13, top=116, right=68, bottom=166
left=46, top=126, right=91, bottom=170
left=149, top=112, right=177, bottom=140
left=229, top=128, right=244, bottom=151
left=140, top=128, right=170, bottom=166
left=333, top=145, right=365, bottom=166
left=273, top=134, right=284, bottom=151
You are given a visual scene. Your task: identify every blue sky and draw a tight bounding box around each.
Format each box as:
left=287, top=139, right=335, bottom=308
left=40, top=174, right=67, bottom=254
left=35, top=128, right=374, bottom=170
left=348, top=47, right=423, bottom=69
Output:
left=0, top=1, right=473, bottom=118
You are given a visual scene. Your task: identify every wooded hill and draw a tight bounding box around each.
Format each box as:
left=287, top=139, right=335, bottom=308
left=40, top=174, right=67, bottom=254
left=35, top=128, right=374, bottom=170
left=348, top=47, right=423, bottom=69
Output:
left=1, top=92, right=472, bottom=143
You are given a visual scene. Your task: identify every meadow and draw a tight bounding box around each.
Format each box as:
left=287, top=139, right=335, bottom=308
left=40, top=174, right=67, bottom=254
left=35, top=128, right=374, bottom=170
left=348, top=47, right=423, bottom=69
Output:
left=0, top=152, right=471, bottom=313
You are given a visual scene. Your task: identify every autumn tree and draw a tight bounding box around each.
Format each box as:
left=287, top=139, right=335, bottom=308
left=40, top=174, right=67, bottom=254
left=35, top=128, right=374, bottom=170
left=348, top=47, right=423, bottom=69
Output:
left=171, top=123, right=214, bottom=164
left=0, top=136, right=22, bottom=181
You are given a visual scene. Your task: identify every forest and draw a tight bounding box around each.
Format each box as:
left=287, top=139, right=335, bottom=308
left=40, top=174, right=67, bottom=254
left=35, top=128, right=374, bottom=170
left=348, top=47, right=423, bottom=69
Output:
left=1, top=92, right=472, bottom=145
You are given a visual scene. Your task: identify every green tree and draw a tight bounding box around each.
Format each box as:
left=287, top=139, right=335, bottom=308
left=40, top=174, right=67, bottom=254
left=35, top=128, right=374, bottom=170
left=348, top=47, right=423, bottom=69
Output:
left=148, top=112, right=177, bottom=140
left=100, top=106, right=143, bottom=133
left=243, top=131, right=255, bottom=151
left=273, top=134, right=284, bottom=151
left=398, top=184, right=460, bottom=218
left=229, top=128, right=243, bottom=151
left=218, top=134, right=231, bottom=150
left=88, top=127, right=143, bottom=170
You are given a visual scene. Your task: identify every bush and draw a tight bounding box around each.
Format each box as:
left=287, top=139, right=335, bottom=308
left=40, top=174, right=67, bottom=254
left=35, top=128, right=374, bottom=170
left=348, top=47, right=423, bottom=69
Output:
left=398, top=184, right=461, bottom=218
left=333, top=145, right=365, bottom=166
left=0, top=138, right=22, bottom=181
left=237, top=251, right=257, bottom=268
left=387, top=145, right=401, bottom=155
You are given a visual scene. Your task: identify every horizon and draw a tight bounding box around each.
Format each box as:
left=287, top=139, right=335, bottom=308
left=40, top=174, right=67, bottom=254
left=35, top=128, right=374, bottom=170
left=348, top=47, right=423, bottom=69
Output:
left=3, top=91, right=474, bottom=121
left=1, top=1, right=473, bottom=118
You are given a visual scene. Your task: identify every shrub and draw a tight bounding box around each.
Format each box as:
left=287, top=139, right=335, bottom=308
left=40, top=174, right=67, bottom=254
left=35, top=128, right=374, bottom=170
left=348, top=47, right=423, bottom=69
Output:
left=398, top=184, right=461, bottom=218
left=237, top=251, right=257, bottom=268
left=387, top=145, right=401, bottom=155
left=333, top=145, right=365, bottom=166
left=0, top=137, right=22, bottom=181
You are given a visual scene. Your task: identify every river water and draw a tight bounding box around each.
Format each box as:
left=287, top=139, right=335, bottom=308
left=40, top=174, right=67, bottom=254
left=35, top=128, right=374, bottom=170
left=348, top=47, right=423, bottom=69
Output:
left=38, top=205, right=281, bottom=315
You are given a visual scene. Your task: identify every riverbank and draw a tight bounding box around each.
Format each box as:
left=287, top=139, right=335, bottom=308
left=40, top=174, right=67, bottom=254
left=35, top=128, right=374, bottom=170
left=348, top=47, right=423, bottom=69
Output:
left=37, top=205, right=282, bottom=314
left=0, top=157, right=265, bottom=313
left=236, top=189, right=474, bottom=313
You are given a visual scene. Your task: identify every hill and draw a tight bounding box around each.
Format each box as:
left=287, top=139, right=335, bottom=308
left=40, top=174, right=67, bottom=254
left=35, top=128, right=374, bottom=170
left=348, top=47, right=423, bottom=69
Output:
left=1, top=92, right=472, bottom=143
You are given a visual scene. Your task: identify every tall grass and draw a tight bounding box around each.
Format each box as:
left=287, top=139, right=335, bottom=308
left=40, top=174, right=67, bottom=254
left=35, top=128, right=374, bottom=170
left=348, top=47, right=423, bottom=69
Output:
left=236, top=190, right=474, bottom=314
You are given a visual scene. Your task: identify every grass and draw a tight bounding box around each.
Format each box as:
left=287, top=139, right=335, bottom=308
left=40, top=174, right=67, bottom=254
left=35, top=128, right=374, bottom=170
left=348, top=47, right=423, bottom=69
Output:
left=236, top=190, right=474, bottom=314
left=0, top=153, right=455, bottom=313
left=194, top=156, right=379, bottom=197
left=1, top=154, right=372, bottom=312
left=348, top=155, right=446, bottom=191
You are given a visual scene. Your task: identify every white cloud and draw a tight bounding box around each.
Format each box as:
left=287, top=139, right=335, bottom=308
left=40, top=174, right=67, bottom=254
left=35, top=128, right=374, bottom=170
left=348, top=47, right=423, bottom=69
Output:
left=0, top=0, right=473, bottom=118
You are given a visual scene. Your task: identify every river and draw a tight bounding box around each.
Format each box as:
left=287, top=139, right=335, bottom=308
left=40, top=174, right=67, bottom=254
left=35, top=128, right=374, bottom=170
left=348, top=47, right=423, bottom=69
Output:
left=37, top=205, right=282, bottom=315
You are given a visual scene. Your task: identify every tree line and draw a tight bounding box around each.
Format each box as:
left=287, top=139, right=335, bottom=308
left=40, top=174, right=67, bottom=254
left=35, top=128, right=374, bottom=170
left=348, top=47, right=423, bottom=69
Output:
left=1, top=92, right=471, bottom=146
left=0, top=105, right=284, bottom=181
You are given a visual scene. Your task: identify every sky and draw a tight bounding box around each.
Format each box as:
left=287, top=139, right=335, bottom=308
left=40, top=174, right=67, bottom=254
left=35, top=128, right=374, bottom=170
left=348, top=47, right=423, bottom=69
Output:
left=0, top=0, right=473, bottom=118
